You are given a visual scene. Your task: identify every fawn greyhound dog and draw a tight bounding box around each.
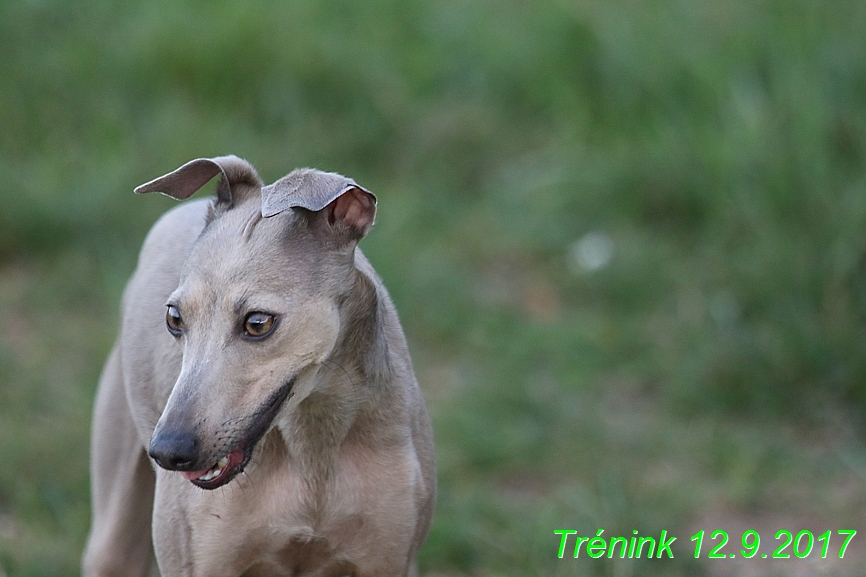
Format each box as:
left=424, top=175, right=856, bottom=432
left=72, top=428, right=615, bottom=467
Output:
left=82, top=156, right=436, bottom=577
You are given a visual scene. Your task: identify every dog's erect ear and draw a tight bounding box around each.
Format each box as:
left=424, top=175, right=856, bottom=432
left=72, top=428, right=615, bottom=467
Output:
left=261, top=168, right=377, bottom=243
left=134, top=156, right=263, bottom=205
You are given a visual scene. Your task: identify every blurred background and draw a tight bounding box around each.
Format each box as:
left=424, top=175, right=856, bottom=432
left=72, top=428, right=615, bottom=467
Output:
left=2, top=0, right=866, bottom=575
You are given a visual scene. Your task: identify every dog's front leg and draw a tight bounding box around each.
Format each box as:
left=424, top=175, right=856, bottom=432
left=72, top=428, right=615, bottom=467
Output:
left=82, top=346, right=156, bottom=577
left=151, top=473, right=195, bottom=577
left=152, top=473, right=248, bottom=577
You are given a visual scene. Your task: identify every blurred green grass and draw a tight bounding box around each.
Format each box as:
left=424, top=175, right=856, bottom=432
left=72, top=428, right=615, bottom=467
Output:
left=2, top=0, right=866, bottom=575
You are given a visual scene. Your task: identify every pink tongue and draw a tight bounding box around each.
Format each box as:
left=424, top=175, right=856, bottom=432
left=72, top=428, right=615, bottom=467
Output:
left=181, top=465, right=214, bottom=481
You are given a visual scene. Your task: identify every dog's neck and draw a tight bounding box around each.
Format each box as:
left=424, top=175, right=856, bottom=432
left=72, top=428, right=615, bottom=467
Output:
left=274, top=261, right=400, bottom=500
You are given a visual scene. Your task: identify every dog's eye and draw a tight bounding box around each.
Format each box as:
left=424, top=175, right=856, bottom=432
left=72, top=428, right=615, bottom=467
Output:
left=166, top=305, right=184, bottom=336
left=244, top=312, right=275, bottom=338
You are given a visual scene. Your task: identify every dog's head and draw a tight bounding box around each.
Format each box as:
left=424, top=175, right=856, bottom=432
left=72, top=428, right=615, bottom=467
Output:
left=137, top=156, right=377, bottom=489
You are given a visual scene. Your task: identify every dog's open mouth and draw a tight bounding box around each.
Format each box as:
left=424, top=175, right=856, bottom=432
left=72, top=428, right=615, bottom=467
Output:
left=181, top=448, right=246, bottom=489
left=180, top=379, right=295, bottom=490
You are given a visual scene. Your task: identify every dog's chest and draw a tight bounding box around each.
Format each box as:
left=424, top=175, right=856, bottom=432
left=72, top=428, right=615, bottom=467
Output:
left=188, top=487, right=363, bottom=576
left=188, top=443, right=420, bottom=576
left=240, top=533, right=357, bottom=577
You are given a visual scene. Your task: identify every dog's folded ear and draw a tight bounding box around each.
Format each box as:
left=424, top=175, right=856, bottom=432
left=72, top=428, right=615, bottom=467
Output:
left=134, top=156, right=263, bottom=206
left=261, top=168, right=377, bottom=243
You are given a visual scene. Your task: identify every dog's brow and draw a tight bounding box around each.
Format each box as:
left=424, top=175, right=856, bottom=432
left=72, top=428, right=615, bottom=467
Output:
left=234, top=293, right=250, bottom=316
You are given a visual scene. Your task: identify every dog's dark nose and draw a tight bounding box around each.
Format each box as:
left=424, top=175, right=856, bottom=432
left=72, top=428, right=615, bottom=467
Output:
left=148, top=430, right=200, bottom=471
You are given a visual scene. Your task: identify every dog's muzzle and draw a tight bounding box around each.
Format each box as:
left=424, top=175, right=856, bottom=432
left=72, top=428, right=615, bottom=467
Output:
left=148, top=378, right=295, bottom=489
